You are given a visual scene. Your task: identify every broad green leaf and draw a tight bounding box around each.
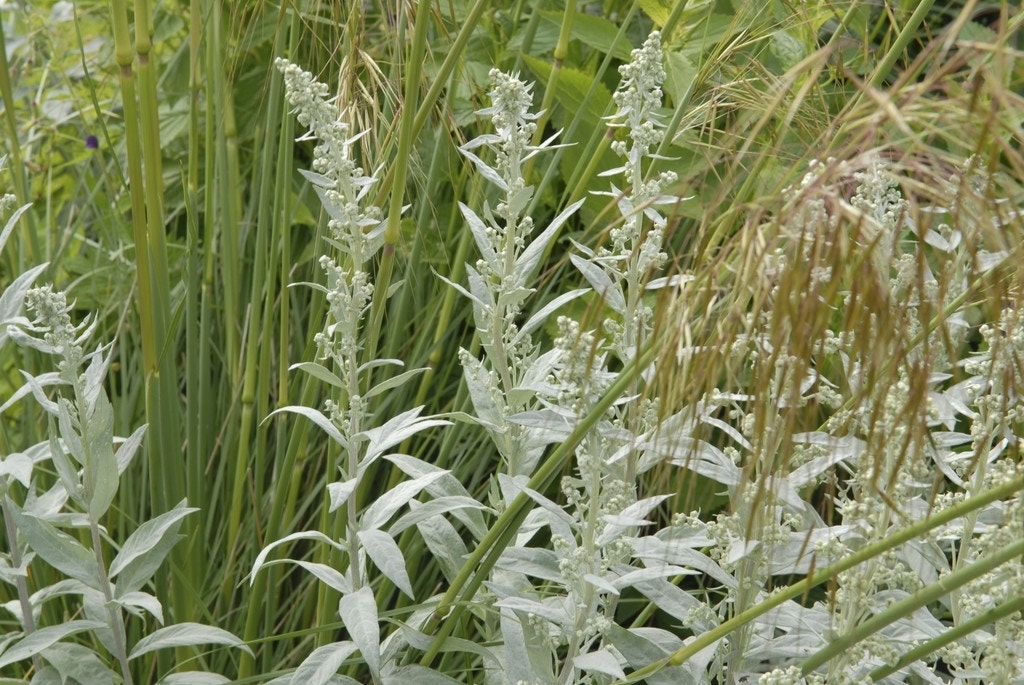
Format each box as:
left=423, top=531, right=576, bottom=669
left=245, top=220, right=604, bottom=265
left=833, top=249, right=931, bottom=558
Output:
left=356, top=529, right=413, bottom=598
left=111, top=503, right=196, bottom=583
left=290, top=641, right=358, bottom=685
left=11, top=509, right=101, bottom=591
left=128, top=623, right=252, bottom=660
left=0, top=621, right=104, bottom=668
left=521, top=56, right=612, bottom=131
left=113, top=529, right=185, bottom=597
left=538, top=11, right=632, bottom=61
left=338, top=587, right=380, bottom=681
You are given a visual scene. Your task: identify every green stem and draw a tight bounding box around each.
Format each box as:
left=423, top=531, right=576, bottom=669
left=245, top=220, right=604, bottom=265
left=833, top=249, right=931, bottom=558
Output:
left=614, top=472, right=1024, bottom=683
left=419, top=337, right=660, bottom=666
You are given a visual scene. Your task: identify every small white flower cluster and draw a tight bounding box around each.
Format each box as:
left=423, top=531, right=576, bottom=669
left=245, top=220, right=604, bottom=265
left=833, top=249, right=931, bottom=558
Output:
left=24, top=285, right=86, bottom=377
left=275, top=58, right=383, bottom=390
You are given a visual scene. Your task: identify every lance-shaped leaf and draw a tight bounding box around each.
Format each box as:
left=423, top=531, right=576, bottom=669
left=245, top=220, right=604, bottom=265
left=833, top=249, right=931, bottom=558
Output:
left=109, top=500, right=196, bottom=580
left=289, top=641, right=359, bottom=685
left=128, top=623, right=252, bottom=660
left=0, top=620, right=105, bottom=668
left=11, top=508, right=102, bottom=591
left=357, top=529, right=414, bottom=598
left=338, top=587, right=380, bottom=681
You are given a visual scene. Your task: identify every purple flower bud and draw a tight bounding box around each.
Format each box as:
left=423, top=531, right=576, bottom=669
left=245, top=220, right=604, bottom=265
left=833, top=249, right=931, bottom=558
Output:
left=86, top=135, right=99, bottom=149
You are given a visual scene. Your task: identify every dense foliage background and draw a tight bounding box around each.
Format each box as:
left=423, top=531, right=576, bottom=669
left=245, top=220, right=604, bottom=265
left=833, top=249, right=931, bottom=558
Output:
left=2, top=1, right=1023, bottom=683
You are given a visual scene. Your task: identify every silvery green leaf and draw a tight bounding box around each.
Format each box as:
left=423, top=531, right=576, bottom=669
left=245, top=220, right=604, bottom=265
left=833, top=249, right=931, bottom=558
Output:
left=459, top=353, right=503, bottom=432
left=0, top=621, right=105, bottom=668
left=459, top=148, right=508, bottom=191
left=10, top=509, right=102, bottom=591
left=788, top=434, right=865, bottom=488
left=0, top=452, right=33, bottom=488
left=128, top=623, right=252, bottom=660
left=493, top=596, right=568, bottom=627
left=604, top=625, right=701, bottom=685
left=39, top=642, right=117, bottom=685
left=338, top=587, right=380, bottom=681
left=5, top=325, right=56, bottom=354
left=289, top=641, right=359, bottom=685
left=359, top=406, right=452, bottom=465
left=597, top=494, right=671, bottom=545
left=0, top=262, right=47, bottom=334
left=583, top=572, right=620, bottom=596
left=81, top=344, right=112, bottom=406
left=515, top=198, right=586, bottom=284
left=415, top=510, right=468, bottom=582
left=288, top=560, right=352, bottom=595
left=570, top=253, right=625, bottom=314
left=464, top=263, right=494, bottom=317
left=628, top=538, right=737, bottom=589
left=114, top=424, right=147, bottom=475
left=388, top=496, right=488, bottom=536
left=327, top=479, right=357, bottom=513
left=494, top=546, right=561, bottom=583
left=433, top=269, right=488, bottom=311
left=499, top=606, right=535, bottom=685
left=612, top=565, right=693, bottom=590
left=56, top=399, right=83, bottom=465
left=251, top=531, right=346, bottom=585
left=110, top=499, right=196, bottom=579
left=382, top=665, right=462, bottom=685
left=573, top=648, right=627, bottom=681
left=0, top=202, right=33, bottom=256
left=113, top=530, right=184, bottom=597
left=364, top=367, right=429, bottom=400
left=513, top=288, right=589, bottom=346
left=459, top=201, right=500, bottom=268
left=290, top=362, right=345, bottom=388
left=0, top=371, right=61, bottom=417
left=505, top=409, right=573, bottom=440
left=357, top=529, right=413, bottom=598
left=357, top=358, right=405, bottom=374
left=84, top=391, right=119, bottom=520
left=632, top=578, right=710, bottom=626
left=359, top=472, right=449, bottom=531
left=114, top=591, right=164, bottom=623
left=383, top=454, right=488, bottom=538
left=267, top=406, right=344, bottom=445
left=297, top=168, right=334, bottom=188
left=646, top=274, right=693, bottom=290
left=157, top=673, right=230, bottom=685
